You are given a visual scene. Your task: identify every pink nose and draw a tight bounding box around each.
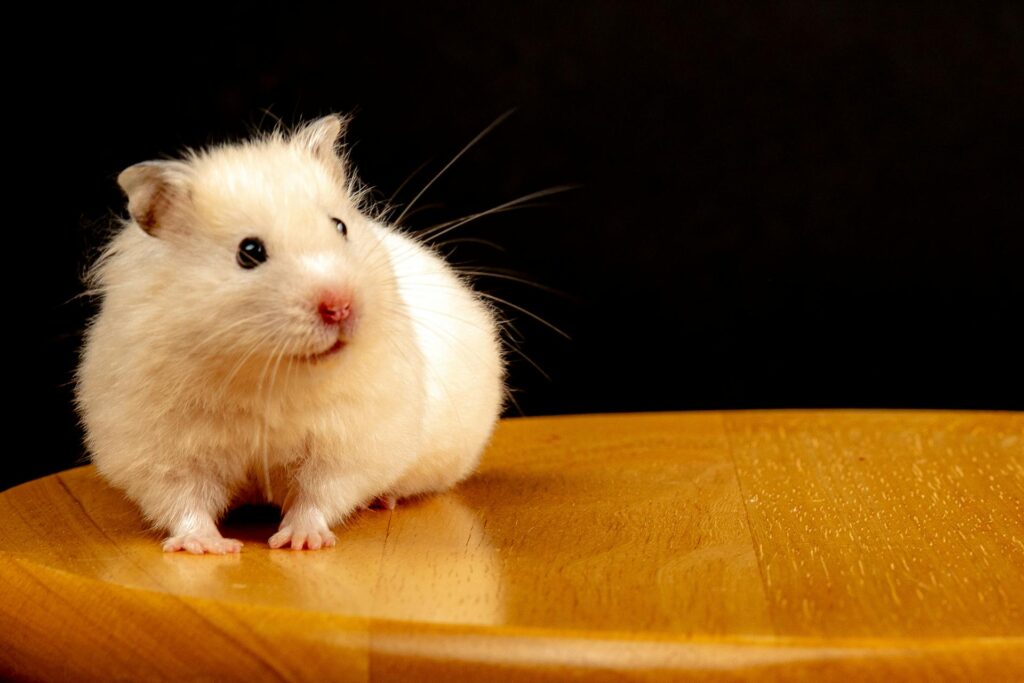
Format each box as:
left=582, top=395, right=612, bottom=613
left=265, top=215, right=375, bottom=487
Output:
left=318, top=294, right=352, bottom=325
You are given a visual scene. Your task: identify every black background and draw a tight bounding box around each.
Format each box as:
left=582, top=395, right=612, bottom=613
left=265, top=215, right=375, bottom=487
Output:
left=10, top=2, right=1023, bottom=490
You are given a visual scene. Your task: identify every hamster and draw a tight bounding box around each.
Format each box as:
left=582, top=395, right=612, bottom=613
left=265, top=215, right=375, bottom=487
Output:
left=75, top=115, right=505, bottom=553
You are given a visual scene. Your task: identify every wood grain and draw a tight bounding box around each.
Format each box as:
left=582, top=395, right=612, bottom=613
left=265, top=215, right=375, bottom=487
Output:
left=1, top=411, right=1021, bottom=681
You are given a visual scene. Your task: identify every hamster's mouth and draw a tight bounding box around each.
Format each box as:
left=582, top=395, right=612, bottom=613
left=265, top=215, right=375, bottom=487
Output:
left=301, top=339, right=346, bottom=363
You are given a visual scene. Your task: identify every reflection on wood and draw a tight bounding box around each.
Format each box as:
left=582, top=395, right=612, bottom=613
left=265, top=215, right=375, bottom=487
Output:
left=1, top=411, right=1021, bottom=681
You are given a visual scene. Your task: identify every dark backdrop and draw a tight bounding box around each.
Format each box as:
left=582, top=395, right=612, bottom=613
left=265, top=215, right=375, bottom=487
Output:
left=11, top=2, right=1023, bottom=490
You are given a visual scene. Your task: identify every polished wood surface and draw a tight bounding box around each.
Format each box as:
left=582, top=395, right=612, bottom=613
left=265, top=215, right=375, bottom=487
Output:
left=1, top=411, right=1022, bottom=681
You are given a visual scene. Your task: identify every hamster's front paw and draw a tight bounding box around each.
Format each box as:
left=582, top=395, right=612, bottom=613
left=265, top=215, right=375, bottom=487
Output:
left=268, top=522, right=337, bottom=550
left=162, top=534, right=243, bottom=555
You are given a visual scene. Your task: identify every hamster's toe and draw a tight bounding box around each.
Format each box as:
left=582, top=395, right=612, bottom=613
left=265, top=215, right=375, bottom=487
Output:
left=162, top=534, right=243, bottom=555
left=268, top=524, right=337, bottom=551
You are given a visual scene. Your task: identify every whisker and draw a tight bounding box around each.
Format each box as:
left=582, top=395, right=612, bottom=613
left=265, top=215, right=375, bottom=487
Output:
left=503, top=387, right=524, bottom=417
left=382, top=332, right=466, bottom=433
left=387, top=158, right=432, bottom=207
left=373, top=297, right=499, bottom=372
left=434, top=237, right=507, bottom=253
left=504, top=345, right=551, bottom=382
left=477, top=292, right=571, bottom=340
left=256, top=331, right=290, bottom=392
left=374, top=295, right=550, bottom=390
left=393, top=109, right=516, bottom=227
left=216, top=321, right=291, bottom=397
left=418, top=185, right=579, bottom=244
left=417, top=202, right=542, bottom=239
left=188, top=311, right=283, bottom=354
left=258, top=332, right=295, bottom=501
left=396, top=202, right=446, bottom=226
left=454, top=269, right=571, bottom=297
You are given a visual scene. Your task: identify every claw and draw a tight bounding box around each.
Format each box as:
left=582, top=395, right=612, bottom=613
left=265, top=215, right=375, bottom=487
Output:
left=162, top=534, right=243, bottom=554
left=269, top=525, right=337, bottom=550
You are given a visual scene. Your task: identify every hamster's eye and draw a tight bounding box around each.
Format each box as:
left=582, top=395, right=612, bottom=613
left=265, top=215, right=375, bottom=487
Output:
left=332, top=217, right=348, bottom=239
left=237, top=237, right=267, bottom=269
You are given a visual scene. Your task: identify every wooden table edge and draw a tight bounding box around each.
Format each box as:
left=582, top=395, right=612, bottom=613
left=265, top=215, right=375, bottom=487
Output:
left=3, top=551, right=1022, bottom=680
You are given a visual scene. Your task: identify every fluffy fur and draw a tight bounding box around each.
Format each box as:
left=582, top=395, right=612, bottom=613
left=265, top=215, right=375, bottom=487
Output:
left=76, top=116, right=505, bottom=553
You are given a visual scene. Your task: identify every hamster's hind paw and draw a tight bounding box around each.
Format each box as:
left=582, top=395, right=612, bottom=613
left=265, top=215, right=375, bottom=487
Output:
left=162, top=534, right=243, bottom=555
left=268, top=525, right=337, bottom=551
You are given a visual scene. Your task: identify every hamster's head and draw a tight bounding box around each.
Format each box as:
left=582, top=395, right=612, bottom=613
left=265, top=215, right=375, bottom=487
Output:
left=108, top=116, right=397, bottom=381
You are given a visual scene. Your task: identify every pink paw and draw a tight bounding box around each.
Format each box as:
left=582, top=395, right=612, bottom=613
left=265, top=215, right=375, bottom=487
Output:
left=268, top=525, right=337, bottom=550
left=162, top=534, right=243, bottom=555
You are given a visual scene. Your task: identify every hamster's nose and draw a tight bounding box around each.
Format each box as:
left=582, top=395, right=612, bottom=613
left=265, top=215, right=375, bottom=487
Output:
left=317, top=293, right=352, bottom=325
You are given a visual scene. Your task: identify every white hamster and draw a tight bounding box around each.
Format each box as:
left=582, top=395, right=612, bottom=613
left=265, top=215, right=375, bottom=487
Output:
left=76, top=116, right=505, bottom=553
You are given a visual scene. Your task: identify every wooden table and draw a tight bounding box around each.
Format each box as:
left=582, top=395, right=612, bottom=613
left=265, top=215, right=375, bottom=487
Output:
left=1, top=411, right=1022, bottom=681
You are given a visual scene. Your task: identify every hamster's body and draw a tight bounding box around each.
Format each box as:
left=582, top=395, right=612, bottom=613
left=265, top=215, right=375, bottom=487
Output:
left=76, top=117, right=504, bottom=553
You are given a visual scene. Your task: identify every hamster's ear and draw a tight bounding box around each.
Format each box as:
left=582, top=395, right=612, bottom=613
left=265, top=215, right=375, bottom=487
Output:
left=294, top=114, right=348, bottom=162
left=117, top=160, right=192, bottom=237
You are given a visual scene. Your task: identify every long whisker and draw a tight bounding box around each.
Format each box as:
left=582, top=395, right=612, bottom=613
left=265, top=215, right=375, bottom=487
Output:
left=477, top=292, right=571, bottom=340
left=434, top=237, right=507, bottom=253
left=256, top=331, right=290, bottom=393
left=188, top=311, right=283, bottom=354
left=419, top=185, right=579, bottom=243
left=374, top=294, right=548, bottom=388
left=387, top=159, right=432, bottom=207
left=393, top=109, right=516, bottom=227
left=382, top=330, right=466, bottom=433
left=504, top=387, right=525, bottom=417
left=396, top=202, right=446, bottom=226
left=504, top=344, right=551, bottom=382
left=216, top=321, right=291, bottom=397
left=259, top=333, right=294, bottom=501
left=373, top=298, right=493, bottom=367
left=421, top=203, right=544, bottom=241
left=454, top=269, right=572, bottom=297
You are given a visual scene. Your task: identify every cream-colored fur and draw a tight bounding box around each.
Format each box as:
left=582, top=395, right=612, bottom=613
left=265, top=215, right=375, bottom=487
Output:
left=75, top=116, right=505, bottom=553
